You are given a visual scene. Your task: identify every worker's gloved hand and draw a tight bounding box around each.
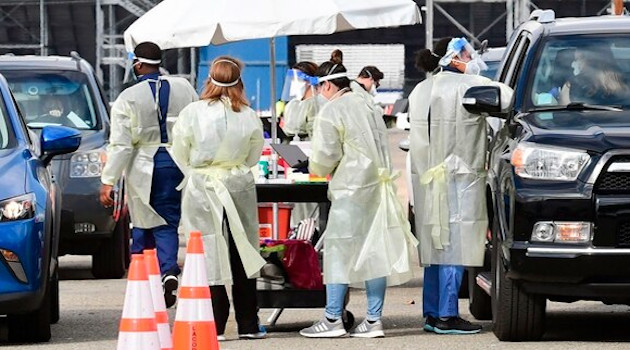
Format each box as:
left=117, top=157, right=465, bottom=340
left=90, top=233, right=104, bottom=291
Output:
left=295, top=160, right=309, bottom=174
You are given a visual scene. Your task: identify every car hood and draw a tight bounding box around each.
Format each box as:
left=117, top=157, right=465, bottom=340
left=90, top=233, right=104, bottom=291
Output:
left=521, top=110, right=630, bottom=154
left=0, top=148, right=26, bottom=199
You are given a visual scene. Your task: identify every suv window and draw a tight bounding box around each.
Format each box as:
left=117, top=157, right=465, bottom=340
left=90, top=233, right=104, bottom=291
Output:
left=0, top=96, right=13, bottom=149
left=509, top=37, right=531, bottom=88
left=3, top=70, right=101, bottom=130
left=526, top=35, right=630, bottom=109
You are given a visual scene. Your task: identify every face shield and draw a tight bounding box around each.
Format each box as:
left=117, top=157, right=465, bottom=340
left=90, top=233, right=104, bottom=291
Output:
left=123, top=52, right=139, bottom=85
left=281, top=69, right=319, bottom=101
left=439, top=37, right=488, bottom=75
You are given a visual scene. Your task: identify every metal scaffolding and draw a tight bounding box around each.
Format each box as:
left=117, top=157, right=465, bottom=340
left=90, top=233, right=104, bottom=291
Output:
left=423, top=0, right=534, bottom=50
left=95, top=0, right=158, bottom=100
left=95, top=0, right=197, bottom=101
left=0, top=0, right=48, bottom=54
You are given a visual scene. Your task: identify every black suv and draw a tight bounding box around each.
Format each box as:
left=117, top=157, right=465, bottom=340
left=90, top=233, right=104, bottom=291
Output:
left=463, top=11, right=630, bottom=341
left=0, top=54, right=130, bottom=279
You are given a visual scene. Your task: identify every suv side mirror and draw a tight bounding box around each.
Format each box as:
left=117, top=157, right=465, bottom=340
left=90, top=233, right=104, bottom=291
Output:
left=40, top=125, right=81, bottom=165
left=462, top=86, right=503, bottom=117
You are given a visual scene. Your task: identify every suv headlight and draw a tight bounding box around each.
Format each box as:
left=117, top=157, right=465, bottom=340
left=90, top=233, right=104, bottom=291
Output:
left=70, top=150, right=106, bottom=178
left=511, top=142, right=590, bottom=181
left=0, top=194, right=35, bottom=222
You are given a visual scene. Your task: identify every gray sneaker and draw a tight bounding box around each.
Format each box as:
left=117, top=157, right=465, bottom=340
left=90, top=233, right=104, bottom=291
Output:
left=350, top=319, right=385, bottom=338
left=300, top=318, right=347, bottom=338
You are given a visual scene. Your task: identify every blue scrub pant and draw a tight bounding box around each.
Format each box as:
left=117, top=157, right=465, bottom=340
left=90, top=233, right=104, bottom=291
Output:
left=131, top=153, right=183, bottom=276
left=325, top=277, right=387, bottom=321
left=422, top=265, right=465, bottom=318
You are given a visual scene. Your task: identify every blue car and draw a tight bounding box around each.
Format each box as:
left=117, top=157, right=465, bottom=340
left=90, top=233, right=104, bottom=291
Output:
left=0, top=73, right=80, bottom=342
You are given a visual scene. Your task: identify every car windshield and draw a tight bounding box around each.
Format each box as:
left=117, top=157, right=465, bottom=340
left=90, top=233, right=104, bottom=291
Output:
left=2, top=70, right=100, bottom=130
left=481, top=60, right=501, bottom=80
left=527, top=35, right=630, bottom=110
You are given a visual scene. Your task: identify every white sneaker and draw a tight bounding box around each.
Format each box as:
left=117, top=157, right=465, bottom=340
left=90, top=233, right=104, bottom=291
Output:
left=350, top=319, right=385, bottom=338
left=217, top=335, right=226, bottom=341
left=299, top=318, right=347, bottom=338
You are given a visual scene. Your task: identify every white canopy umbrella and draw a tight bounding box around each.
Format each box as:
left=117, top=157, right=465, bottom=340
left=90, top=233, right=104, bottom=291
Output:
left=124, top=0, right=420, bottom=174
left=124, top=0, right=421, bottom=51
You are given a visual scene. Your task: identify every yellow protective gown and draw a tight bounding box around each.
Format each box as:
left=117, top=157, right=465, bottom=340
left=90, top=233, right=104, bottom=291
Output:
left=408, top=70, right=512, bottom=267
left=309, top=91, right=418, bottom=286
left=282, top=96, right=319, bottom=138
left=101, top=76, right=198, bottom=229
left=171, top=98, right=266, bottom=286
left=350, top=80, right=384, bottom=116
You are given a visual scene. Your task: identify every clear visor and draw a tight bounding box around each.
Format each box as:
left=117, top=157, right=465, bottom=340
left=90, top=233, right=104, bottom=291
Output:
left=281, top=69, right=319, bottom=101
left=439, top=38, right=487, bottom=70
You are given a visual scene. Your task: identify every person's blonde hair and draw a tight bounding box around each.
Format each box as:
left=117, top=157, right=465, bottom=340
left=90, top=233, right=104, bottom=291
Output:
left=200, top=56, right=249, bottom=112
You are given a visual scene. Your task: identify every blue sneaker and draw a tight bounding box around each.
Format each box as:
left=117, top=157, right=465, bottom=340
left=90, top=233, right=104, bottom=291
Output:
left=434, top=317, right=482, bottom=334
left=239, top=324, right=267, bottom=339
left=423, top=316, right=437, bottom=332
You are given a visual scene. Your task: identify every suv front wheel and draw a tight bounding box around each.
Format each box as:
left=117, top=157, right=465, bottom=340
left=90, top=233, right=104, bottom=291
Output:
left=491, top=226, right=546, bottom=341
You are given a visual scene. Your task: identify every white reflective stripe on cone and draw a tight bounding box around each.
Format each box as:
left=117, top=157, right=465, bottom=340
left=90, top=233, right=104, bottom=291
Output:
left=157, top=323, right=173, bottom=349
left=174, top=299, right=214, bottom=321
left=148, top=275, right=168, bottom=311
left=121, top=281, right=155, bottom=319
left=181, top=254, right=208, bottom=287
left=117, top=332, right=161, bottom=350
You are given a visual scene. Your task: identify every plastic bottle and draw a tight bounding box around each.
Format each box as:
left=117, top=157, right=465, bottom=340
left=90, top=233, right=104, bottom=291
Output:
left=258, top=155, right=270, bottom=179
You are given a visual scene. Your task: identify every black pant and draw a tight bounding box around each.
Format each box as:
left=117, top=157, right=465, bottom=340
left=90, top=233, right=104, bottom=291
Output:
left=210, top=219, right=259, bottom=335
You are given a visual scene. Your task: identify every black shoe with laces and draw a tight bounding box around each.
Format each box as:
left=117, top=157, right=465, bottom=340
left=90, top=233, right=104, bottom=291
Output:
left=162, top=274, right=178, bottom=308
left=423, top=316, right=437, bottom=332
left=434, top=317, right=482, bottom=334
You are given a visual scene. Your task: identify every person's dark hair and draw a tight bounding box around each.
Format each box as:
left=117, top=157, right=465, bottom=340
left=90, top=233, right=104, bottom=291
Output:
left=415, top=37, right=452, bottom=73
left=293, top=61, right=318, bottom=77
left=316, top=60, right=351, bottom=90
left=134, top=41, right=162, bottom=68
left=330, top=49, right=343, bottom=65
left=358, top=66, right=384, bottom=82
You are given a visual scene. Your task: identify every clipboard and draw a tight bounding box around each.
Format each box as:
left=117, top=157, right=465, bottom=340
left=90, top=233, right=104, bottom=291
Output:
left=270, top=143, right=309, bottom=168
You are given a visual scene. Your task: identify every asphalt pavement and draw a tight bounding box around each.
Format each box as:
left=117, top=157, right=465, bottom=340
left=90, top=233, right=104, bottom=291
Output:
left=4, top=129, right=630, bottom=349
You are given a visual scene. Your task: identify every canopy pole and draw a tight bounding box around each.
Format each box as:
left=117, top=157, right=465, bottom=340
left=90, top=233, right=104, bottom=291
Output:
left=269, top=37, right=279, bottom=240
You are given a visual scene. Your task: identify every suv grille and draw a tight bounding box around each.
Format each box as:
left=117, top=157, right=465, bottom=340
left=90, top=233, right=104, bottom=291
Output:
left=597, top=173, right=630, bottom=192
left=595, top=156, right=630, bottom=193
left=618, top=222, right=630, bottom=247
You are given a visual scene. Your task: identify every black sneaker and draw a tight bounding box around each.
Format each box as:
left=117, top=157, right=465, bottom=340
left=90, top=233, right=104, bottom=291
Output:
left=423, top=316, right=437, bottom=332
left=434, top=317, right=482, bottom=334
left=162, top=274, right=178, bottom=308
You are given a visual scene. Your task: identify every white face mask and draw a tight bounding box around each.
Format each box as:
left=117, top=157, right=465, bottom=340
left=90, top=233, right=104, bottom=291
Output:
left=464, top=59, right=483, bottom=75
left=571, top=60, right=582, bottom=76
left=369, top=83, right=378, bottom=96
left=49, top=109, right=62, bottom=117
left=290, top=80, right=307, bottom=100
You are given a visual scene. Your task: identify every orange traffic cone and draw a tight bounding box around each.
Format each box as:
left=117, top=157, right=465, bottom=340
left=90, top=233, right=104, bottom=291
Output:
left=144, top=249, right=173, bottom=350
left=117, top=254, right=160, bottom=350
left=172, top=231, right=219, bottom=350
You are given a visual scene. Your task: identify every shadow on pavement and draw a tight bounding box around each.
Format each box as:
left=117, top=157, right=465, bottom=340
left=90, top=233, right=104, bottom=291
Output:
left=542, top=311, right=630, bottom=342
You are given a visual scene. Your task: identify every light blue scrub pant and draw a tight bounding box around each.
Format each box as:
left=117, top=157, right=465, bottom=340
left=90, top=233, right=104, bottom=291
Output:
left=422, top=265, right=465, bottom=318
left=325, top=277, right=387, bottom=322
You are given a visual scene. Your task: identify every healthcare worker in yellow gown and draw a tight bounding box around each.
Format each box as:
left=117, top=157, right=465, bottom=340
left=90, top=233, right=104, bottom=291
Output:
left=299, top=60, right=418, bottom=339
left=408, top=37, right=512, bottom=334
left=171, top=56, right=266, bottom=340
left=100, top=41, right=198, bottom=307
